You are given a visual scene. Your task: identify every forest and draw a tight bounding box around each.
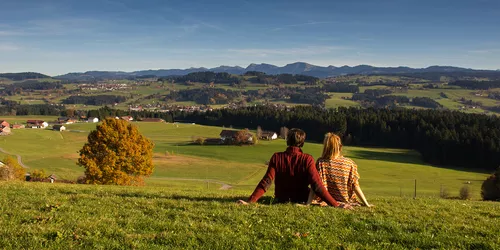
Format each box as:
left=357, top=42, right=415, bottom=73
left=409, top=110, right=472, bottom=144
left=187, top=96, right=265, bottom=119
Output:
left=174, top=106, right=500, bottom=171
left=62, top=95, right=127, bottom=105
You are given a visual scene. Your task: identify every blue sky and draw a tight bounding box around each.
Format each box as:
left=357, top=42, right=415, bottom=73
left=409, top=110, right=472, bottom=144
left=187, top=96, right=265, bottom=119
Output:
left=1, top=0, right=499, bottom=75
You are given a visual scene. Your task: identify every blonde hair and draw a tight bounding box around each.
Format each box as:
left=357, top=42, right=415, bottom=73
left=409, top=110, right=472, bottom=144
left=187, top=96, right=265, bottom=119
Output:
left=320, top=133, right=343, bottom=160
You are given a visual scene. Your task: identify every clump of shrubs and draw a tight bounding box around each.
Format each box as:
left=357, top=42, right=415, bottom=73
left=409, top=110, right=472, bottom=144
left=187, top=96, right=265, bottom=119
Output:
left=0, top=156, right=25, bottom=181
left=440, top=187, right=450, bottom=199
left=459, top=185, right=473, bottom=200
left=481, top=166, right=500, bottom=201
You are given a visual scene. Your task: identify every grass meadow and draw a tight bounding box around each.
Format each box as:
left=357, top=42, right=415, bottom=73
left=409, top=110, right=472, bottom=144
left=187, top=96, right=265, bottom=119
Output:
left=0, top=118, right=498, bottom=248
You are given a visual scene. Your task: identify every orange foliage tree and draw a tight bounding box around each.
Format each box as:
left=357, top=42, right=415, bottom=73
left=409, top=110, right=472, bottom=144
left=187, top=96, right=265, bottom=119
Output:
left=78, top=118, right=154, bottom=185
left=0, top=156, right=25, bottom=181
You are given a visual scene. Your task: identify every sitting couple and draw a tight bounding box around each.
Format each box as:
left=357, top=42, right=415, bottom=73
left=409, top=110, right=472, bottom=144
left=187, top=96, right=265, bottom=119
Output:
left=238, top=128, right=371, bottom=209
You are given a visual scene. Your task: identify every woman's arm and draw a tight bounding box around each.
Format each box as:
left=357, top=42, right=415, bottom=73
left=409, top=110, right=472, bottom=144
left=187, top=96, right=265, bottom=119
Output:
left=354, top=184, right=371, bottom=207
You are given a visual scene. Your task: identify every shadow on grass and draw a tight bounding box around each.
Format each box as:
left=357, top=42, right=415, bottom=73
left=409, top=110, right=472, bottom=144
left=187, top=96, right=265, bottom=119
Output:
left=349, top=149, right=491, bottom=174
left=112, top=192, right=276, bottom=204
left=348, top=149, right=424, bottom=165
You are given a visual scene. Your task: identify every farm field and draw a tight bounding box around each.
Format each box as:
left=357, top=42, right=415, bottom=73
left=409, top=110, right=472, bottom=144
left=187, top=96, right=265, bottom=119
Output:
left=0, top=119, right=492, bottom=199
left=2, top=75, right=500, bottom=115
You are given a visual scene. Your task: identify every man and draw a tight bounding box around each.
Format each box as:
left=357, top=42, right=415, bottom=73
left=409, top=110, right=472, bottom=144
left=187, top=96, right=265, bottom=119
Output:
left=237, top=128, right=351, bottom=209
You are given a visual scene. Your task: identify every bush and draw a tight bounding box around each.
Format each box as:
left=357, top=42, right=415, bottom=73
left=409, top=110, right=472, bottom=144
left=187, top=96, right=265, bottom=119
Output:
left=481, top=167, right=500, bottom=201
left=0, top=156, right=25, bottom=181
left=194, top=137, right=205, bottom=145
left=0, top=165, right=14, bottom=181
left=76, top=176, right=88, bottom=184
left=440, top=187, right=450, bottom=199
left=459, top=185, right=473, bottom=200
left=31, top=169, right=47, bottom=179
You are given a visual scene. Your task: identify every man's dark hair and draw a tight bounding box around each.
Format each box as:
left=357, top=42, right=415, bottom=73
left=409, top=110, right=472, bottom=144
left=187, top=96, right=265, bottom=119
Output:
left=287, top=128, right=306, bottom=147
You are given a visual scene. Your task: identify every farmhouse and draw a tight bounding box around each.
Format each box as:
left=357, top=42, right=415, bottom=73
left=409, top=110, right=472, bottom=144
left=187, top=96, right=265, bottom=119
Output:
left=261, top=131, right=278, bottom=140
left=120, top=116, right=134, bottom=121
left=57, top=117, right=78, bottom=124
left=11, top=124, right=25, bottom=129
left=219, top=130, right=253, bottom=143
left=52, top=125, right=66, bottom=131
left=0, top=120, right=11, bottom=135
left=26, top=120, right=48, bottom=129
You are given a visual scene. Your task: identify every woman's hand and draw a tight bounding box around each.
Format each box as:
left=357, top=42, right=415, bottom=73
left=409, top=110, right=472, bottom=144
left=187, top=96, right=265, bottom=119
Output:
left=236, top=200, right=249, bottom=205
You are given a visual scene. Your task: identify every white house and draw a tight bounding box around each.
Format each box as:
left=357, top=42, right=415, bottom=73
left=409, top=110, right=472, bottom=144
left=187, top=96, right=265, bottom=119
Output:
left=53, top=125, right=66, bottom=131
left=88, top=117, right=99, bottom=123
left=261, top=131, right=278, bottom=140
left=26, top=120, right=48, bottom=129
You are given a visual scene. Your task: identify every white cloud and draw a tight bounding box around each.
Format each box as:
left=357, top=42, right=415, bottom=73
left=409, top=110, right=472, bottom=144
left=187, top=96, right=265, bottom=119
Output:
left=227, top=46, right=351, bottom=57
left=0, top=44, right=20, bottom=51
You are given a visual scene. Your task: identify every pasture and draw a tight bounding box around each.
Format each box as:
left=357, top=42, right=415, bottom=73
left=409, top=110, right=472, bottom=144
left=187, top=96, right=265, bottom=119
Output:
left=0, top=118, right=499, bottom=249
left=0, top=119, right=492, bottom=199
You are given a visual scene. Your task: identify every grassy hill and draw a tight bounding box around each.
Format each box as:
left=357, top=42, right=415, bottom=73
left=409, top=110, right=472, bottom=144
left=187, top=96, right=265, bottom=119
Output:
left=0, top=120, right=492, bottom=199
left=0, top=119, right=499, bottom=248
left=0, top=182, right=499, bottom=249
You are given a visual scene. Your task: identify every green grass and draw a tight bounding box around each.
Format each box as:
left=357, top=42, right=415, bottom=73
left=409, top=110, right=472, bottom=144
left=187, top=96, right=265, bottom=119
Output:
left=0, top=119, right=499, bottom=248
left=0, top=182, right=498, bottom=249
left=325, top=93, right=360, bottom=108
left=0, top=120, right=492, bottom=199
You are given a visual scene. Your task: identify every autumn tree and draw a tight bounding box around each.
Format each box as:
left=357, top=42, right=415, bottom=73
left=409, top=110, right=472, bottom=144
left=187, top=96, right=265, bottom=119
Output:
left=0, top=156, right=25, bottom=181
left=280, top=127, right=289, bottom=139
left=257, top=126, right=263, bottom=139
left=78, top=118, right=154, bottom=185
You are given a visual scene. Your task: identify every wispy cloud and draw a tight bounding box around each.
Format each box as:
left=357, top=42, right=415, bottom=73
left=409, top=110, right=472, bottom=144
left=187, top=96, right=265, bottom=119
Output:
left=228, top=46, right=350, bottom=57
left=0, top=44, right=20, bottom=51
left=271, top=21, right=338, bottom=31
left=467, top=49, right=500, bottom=54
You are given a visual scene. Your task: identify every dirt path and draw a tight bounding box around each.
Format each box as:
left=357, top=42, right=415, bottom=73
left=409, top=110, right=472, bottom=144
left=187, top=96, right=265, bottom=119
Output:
left=150, top=177, right=233, bottom=190
left=0, top=147, right=29, bottom=168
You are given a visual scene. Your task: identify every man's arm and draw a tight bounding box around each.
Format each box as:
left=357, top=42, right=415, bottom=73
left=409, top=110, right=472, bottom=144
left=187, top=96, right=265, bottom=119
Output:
left=306, top=157, right=340, bottom=207
left=247, top=156, right=276, bottom=203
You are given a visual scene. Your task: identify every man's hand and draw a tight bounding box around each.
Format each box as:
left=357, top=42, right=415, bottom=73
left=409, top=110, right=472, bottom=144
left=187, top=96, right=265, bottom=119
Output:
left=236, top=200, right=249, bottom=205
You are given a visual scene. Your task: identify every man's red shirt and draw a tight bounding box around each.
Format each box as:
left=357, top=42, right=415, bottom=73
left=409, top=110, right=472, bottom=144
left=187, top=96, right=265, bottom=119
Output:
left=248, top=146, right=339, bottom=207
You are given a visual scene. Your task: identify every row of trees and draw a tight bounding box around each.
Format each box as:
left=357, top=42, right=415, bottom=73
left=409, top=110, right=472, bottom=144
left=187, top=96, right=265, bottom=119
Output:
left=165, top=88, right=241, bottom=105
left=161, top=72, right=241, bottom=84
left=449, top=80, right=500, bottom=90
left=62, top=95, right=127, bottom=105
left=174, top=106, right=500, bottom=171
left=322, top=83, right=359, bottom=93
left=1, top=81, right=63, bottom=96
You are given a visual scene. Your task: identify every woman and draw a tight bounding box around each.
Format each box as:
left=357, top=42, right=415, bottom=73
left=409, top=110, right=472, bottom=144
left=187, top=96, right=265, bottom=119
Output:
left=308, top=133, right=371, bottom=207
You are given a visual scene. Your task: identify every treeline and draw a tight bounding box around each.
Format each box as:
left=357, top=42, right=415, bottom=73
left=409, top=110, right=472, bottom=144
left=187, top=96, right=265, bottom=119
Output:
left=0, top=72, right=50, bottom=81
left=353, top=91, right=442, bottom=109
left=62, top=95, right=127, bottom=105
left=289, top=87, right=328, bottom=106
left=0, top=100, right=65, bottom=116
left=175, top=106, right=500, bottom=171
left=165, top=88, right=240, bottom=105
left=449, top=80, right=500, bottom=90
left=245, top=87, right=327, bottom=105
left=322, top=83, right=359, bottom=93
left=249, top=73, right=319, bottom=85
left=160, top=72, right=241, bottom=84
left=488, top=91, right=500, bottom=100
left=412, top=97, right=443, bottom=108
left=1, top=81, right=63, bottom=95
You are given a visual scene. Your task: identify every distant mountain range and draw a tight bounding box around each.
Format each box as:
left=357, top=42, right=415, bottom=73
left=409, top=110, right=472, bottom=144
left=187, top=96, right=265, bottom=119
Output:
left=38, top=62, right=500, bottom=80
